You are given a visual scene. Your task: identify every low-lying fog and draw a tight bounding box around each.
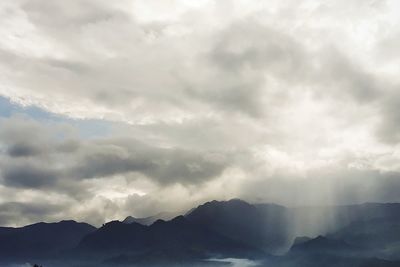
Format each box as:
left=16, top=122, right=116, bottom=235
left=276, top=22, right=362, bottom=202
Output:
left=6, top=258, right=261, bottom=267
left=5, top=259, right=260, bottom=267
left=208, top=258, right=260, bottom=267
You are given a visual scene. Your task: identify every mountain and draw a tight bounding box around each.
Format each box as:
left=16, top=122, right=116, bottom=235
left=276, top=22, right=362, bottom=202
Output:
left=328, top=217, right=400, bottom=260
left=359, top=258, right=400, bottom=267
left=292, top=236, right=312, bottom=246
left=184, top=200, right=400, bottom=266
left=265, top=236, right=363, bottom=267
left=290, top=235, right=356, bottom=255
left=77, top=215, right=265, bottom=265
left=1, top=199, right=400, bottom=266
left=274, top=235, right=400, bottom=267
left=186, top=199, right=292, bottom=253
left=122, top=211, right=182, bottom=225
left=0, top=220, right=96, bottom=262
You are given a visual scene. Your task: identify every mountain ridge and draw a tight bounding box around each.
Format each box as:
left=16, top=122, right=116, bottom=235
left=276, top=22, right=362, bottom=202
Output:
left=1, top=199, right=400, bottom=266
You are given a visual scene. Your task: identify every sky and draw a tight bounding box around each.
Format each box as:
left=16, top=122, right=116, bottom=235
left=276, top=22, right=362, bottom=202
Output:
left=1, top=0, right=400, bottom=226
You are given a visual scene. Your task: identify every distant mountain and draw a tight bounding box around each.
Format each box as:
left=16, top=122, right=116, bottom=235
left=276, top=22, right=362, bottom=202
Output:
left=359, top=258, right=400, bottom=267
left=328, top=217, right=400, bottom=260
left=274, top=235, right=400, bottom=267
left=122, top=211, right=182, bottom=225
left=77, top=215, right=265, bottom=264
left=292, top=236, right=312, bottom=246
left=290, top=235, right=356, bottom=254
left=0, top=220, right=96, bottom=262
left=186, top=199, right=292, bottom=253
left=266, top=235, right=362, bottom=267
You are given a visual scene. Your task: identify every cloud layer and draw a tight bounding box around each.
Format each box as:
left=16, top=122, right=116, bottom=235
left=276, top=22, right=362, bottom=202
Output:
left=0, top=0, right=400, bottom=226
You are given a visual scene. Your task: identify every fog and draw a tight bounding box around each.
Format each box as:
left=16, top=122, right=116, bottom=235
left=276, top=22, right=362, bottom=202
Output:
left=208, top=258, right=260, bottom=267
left=4, top=259, right=261, bottom=267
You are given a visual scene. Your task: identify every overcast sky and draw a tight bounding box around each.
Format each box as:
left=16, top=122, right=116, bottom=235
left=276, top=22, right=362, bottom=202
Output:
left=1, top=0, right=400, bottom=226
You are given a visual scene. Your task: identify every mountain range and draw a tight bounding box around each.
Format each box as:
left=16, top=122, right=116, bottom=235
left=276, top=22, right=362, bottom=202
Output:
left=1, top=199, right=399, bottom=267
left=122, top=211, right=182, bottom=226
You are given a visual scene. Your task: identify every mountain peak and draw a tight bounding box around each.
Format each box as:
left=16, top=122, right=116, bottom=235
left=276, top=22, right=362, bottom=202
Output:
left=59, top=220, right=78, bottom=224
left=292, top=236, right=312, bottom=246
left=188, top=199, right=253, bottom=214
left=122, top=211, right=183, bottom=225
left=122, top=216, right=137, bottom=224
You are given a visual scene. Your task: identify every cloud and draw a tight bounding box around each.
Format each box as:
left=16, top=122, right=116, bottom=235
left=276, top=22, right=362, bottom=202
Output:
left=0, top=116, right=228, bottom=190
left=6, top=142, right=42, bottom=157
left=374, top=90, right=400, bottom=144
left=1, top=163, right=58, bottom=188
left=239, top=167, right=400, bottom=206
left=0, top=201, right=66, bottom=226
left=0, top=0, right=400, bottom=226
left=70, top=138, right=228, bottom=185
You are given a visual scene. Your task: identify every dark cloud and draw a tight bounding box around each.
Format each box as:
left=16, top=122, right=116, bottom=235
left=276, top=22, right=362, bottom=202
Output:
left=73, top=139, right=227, bottom=185
left=0, top=117, right=228, bottom=190
left=72, top=142, right=227, bottom=185
left=2, top=164, right=58, bottom=188
left=6, top=142, right=42, bottom=157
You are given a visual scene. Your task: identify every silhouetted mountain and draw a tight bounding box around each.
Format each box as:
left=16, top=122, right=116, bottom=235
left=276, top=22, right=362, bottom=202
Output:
left=77, top=215, right=265, bottom=264
left=270, top=235, right=400, bottom=267
left=290, top=235, right=355, bottom=254
left=78, top=220, right=147, bottom=252
left=359, top=258, right=400, bottom=267
left=277, top=204, right=400, bottom=267
left=122, top=211, right=182, bottom=225
left=266, top=236, right=363, bottom=267
left=328, top=217, right=400, bottom=260
left=186, top=199, right=292, bottom=253
left=0, top=220, right=96, bottom=262
left=1, top=199, right=400, bottom=267
left=291, top=236, right=312, bottom=246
